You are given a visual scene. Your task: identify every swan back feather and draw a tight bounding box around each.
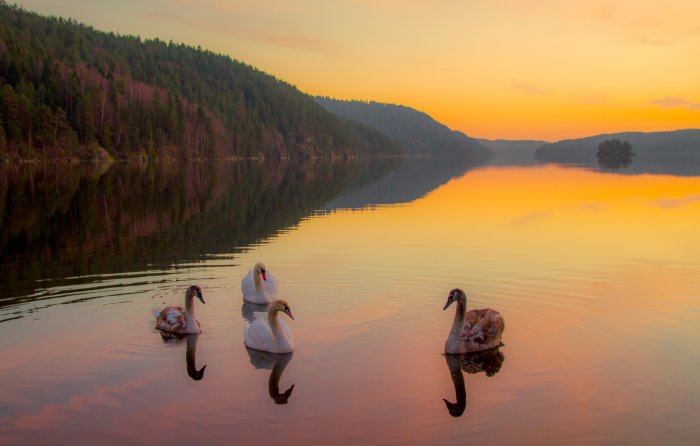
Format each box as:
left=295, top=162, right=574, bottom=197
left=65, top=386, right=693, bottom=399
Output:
left=155, top=285, right=205, bottom=334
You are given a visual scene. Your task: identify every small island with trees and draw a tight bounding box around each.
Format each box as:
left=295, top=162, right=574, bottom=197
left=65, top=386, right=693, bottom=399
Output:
left=596, top=138, right=634, bottom=170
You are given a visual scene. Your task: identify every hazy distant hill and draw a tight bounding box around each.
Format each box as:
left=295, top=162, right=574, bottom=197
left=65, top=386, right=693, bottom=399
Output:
left=315, top=97, right=492, bottom=162
left=534, top=129, right=700, bottom=175
left=478, top=139, right=546, bottom=166
left=0, top=3, right=400, bottom=161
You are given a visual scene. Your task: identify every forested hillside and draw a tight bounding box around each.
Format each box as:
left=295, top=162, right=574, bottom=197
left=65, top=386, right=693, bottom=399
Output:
left=315, top=97, right=492, bottom=162
left=0, top=2, right=400, bottom=161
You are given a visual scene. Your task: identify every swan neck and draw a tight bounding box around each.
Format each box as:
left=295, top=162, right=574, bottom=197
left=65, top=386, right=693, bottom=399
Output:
left=184, top=294, right=197, bottom=330
left=268, top=310, right=280, bottom=336
left=450, top=296, right=466, bottom=333
left=254, top=270, right=263, bottom=291
left=185, top=293, right=194, bottom=312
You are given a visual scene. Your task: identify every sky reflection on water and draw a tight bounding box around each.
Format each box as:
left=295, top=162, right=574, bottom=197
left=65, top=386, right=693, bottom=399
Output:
left=1, top=162, right=699, bottom=445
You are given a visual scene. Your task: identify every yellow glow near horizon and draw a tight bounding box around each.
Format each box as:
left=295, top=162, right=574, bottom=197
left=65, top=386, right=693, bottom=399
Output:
left=261, top=166, right=700, bottom=284
left=14, top=0, right=700, bottom=141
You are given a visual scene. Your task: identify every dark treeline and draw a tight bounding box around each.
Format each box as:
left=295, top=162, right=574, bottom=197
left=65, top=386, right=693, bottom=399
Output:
left=0, top=2, right=400, bottom=161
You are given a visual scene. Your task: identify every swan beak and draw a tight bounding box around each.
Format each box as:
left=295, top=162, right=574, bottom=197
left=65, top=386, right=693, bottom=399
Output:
left=443, top=298, right=453, bottom=311
left=197, top=290, right=206, bottom=304
left=285, top=307, right=294, bottom=320
left=261, top=270, right=267, bottom=281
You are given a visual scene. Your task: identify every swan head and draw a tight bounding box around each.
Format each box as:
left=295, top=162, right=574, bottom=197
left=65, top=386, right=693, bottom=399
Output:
left=443, top=288, right=466, bottom=310
left=187, top=285, right=206, bottom=304
left=271, top=299, right=294, bottom=320
left=254, top=262, right=268, bottom=281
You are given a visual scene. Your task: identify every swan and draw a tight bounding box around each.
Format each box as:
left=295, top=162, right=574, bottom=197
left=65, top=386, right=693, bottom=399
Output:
left=241, top=262, right=278, bottom=304
left=244, top=299, right=295, bottom=353
left=155, top=285, right=205, bottom=334
left=443, top=288, right=504, bottom=354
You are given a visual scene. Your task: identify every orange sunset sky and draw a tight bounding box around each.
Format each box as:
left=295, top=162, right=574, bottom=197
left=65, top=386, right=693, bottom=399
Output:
left=15, top=0, right=700, bottom=141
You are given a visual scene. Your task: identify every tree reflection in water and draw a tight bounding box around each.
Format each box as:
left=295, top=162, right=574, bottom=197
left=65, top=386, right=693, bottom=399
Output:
left=0, top=159, right=397, bottom=305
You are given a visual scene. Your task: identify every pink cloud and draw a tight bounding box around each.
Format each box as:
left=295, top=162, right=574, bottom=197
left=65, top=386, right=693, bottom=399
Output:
left=650, top=97, right=700, bottom=110
left=512, top=81, right=549, bottom=96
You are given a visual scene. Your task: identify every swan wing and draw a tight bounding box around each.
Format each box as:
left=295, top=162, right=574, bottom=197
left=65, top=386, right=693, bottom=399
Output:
left=241, top=270, right=255, bottom=295
left=476, top=309, right=505, bottom=341
left=244, top=312, right=275, bottom=352
left=462, top=309, right=504, bottom=351
left=156, top=305, right=186, bottom=332
left=275, top=318, right=295, bottom=352
left=263, top=271, right=278, bottom=297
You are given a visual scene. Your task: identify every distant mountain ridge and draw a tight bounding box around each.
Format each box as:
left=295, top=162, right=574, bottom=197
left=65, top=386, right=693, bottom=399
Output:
left=315, top=97, right=492, bottom=163
left=534, top=129, right=700, bottom=175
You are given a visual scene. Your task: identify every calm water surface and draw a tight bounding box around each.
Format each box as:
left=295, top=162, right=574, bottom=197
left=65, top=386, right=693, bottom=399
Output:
left=1, top=159, right=699, bottom=445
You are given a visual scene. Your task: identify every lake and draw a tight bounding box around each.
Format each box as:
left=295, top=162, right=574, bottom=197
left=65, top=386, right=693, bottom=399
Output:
left=1, top=158, right=699, bottom=445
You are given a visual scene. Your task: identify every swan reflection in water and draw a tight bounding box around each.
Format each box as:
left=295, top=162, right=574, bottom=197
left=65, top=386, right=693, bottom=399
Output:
left=242, top=301, right=269, bottom=323
left=245, top=347, right=295, bottom=404
left=159, top=331, right=207, bottom=381
left=443, top=347, right=504, bottom=417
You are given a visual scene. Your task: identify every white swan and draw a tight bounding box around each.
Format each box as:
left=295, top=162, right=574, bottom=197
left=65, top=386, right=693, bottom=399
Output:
left=244, top=299, right=295, bottom=353
left=155, top=285, right=205, bottom=334
left=241, top=262, right=278, bottom=304
left=443, top=288, right=504, bottom=354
